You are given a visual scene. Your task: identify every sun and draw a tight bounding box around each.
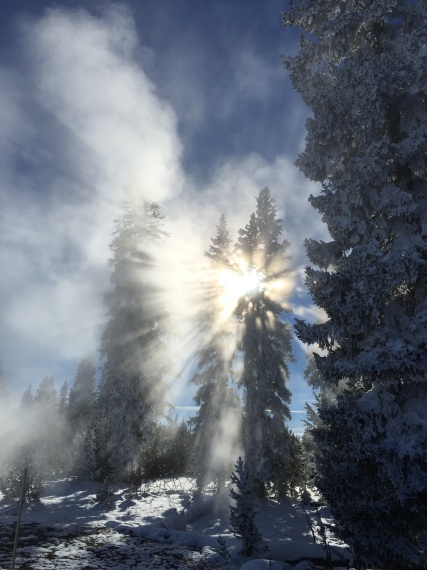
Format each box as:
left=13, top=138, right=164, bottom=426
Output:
left=217, top=266, right=264, bottom=315
left=238, top=268, right=263, bottom=295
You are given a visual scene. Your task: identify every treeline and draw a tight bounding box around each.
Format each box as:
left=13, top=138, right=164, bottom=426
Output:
left=0, top=366, right=193, bottom=501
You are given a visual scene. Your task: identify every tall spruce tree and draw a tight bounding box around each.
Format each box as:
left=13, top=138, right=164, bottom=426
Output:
left=190, top=215, right=241, bottom=491
left=284, top=2, right=427, bottom=568
left=68, top=356, right=96, bottom=434
left=20, top=385, right=34, bottom=409
left=67, top=356, right=97, bottom=479
left=98, top=200, right=170, bottom=481
left=235, top=188, right=295, bottom=498
left=32, top=376, right=65, bottom=477
left=34, top=376, right=57, bottom=408
left=58, top=380, right=69, bottom=416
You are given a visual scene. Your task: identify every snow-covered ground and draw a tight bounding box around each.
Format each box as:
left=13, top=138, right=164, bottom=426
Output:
left=0, top=478, right=350, bottom=569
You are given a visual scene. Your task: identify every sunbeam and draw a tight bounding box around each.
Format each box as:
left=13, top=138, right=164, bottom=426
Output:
left=216, top=265, right=265, bottom=319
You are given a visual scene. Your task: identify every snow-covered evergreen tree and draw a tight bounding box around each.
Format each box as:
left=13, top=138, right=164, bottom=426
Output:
left=34, top=376, right=70, bottom=476
left=73, top=427, right=97, bottom=481
left=141, top=417, right=193, bottom=479
left=167, top=418, right=193, bottom=477
left=34, top=376, right=57, bottom=408
left=284, top=2, right=427, bottom=567
left=190, top=214, right=241, bottom=491
left=98, top=200, right=171, bottom=482
left=235, top=188, right=295, bottom=497
left=15, top=376, right=67, bottom=479
left=58, top=380, right=69, bottom=416
left=67, top=356, right=97, bottom=478
left=68, top=355, right=96, bottom=434
left=20, top=384, right=34, bottom=409
left=229, top=456, right=268, bottom=557
left=205, top=213, right=234, bottom=267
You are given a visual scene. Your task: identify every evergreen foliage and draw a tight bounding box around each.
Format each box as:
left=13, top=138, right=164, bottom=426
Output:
left=68, top=355, right=96, bottom=433
left=0, top=455, right=44, bottom=503
left=284, top=2, right=427, bottom=567
left=235, top=188, right=295, bottom=497
left=191, top=214, right=241, bottom=491
left=216, top=535, right=232, bottom=560
left=204, top=213, right=233, bottom=267
left=20, top=385, right=34, bottom=409
left=141, top=418, right=193, bottom=479
left=1, top=376, right=67, bottom=498
left=58, top=380, right=69, bottom=416
left=32, top=376, right=69, bottom=477
left=73, top=427, right=98, bottom=482
left=229, top=456, right=268, bottom=557
left=98, top=200, right=171, bottom=481
left=67, top=356, right=98, bottom=478
left=34, top=376, right=57, bottom=408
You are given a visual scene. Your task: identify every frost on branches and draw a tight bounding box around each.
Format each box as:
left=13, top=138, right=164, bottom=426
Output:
left=229, top=457, right=268, bottom=557
left=284, top=1, right=427, bottom=568
left=236, top=188, right=296, bottom=498
left=98, top=200, right=171, bottom=482
left=191, top=215, right=241, bottom=492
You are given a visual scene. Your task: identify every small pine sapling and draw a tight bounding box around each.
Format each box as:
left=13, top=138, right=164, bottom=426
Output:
left=229, top=457, right=268, bottom=557
left=216, top=536, right=231, bottom=560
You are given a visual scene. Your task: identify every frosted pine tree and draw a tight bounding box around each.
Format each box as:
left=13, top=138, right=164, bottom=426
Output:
left=34, top=376, right=57, bottom=408
left=68, top=356, right=97, bottom=478
left=20, top=385, right=34, bottom=409
left=73, top=427, right=97, bottom=481
left=205, top=214, right=233, bottom=267
left=284, top=2, right=427, bottom=568
left=229, top=457, right=268, bottom=557
left=98, top=200, right=171, bottom=482
left=191, top=215, right=241, bottom=491
left=235, top=188, right=295, bottom=497
left=27, top=376, right=62, bottom=478
left=68, top=356, right=96, bottom=434
left=58, top=381, right=69, bottom=416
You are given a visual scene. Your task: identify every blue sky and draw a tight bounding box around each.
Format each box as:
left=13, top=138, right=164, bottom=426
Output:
left=0, top=1, right=328, bottom=434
